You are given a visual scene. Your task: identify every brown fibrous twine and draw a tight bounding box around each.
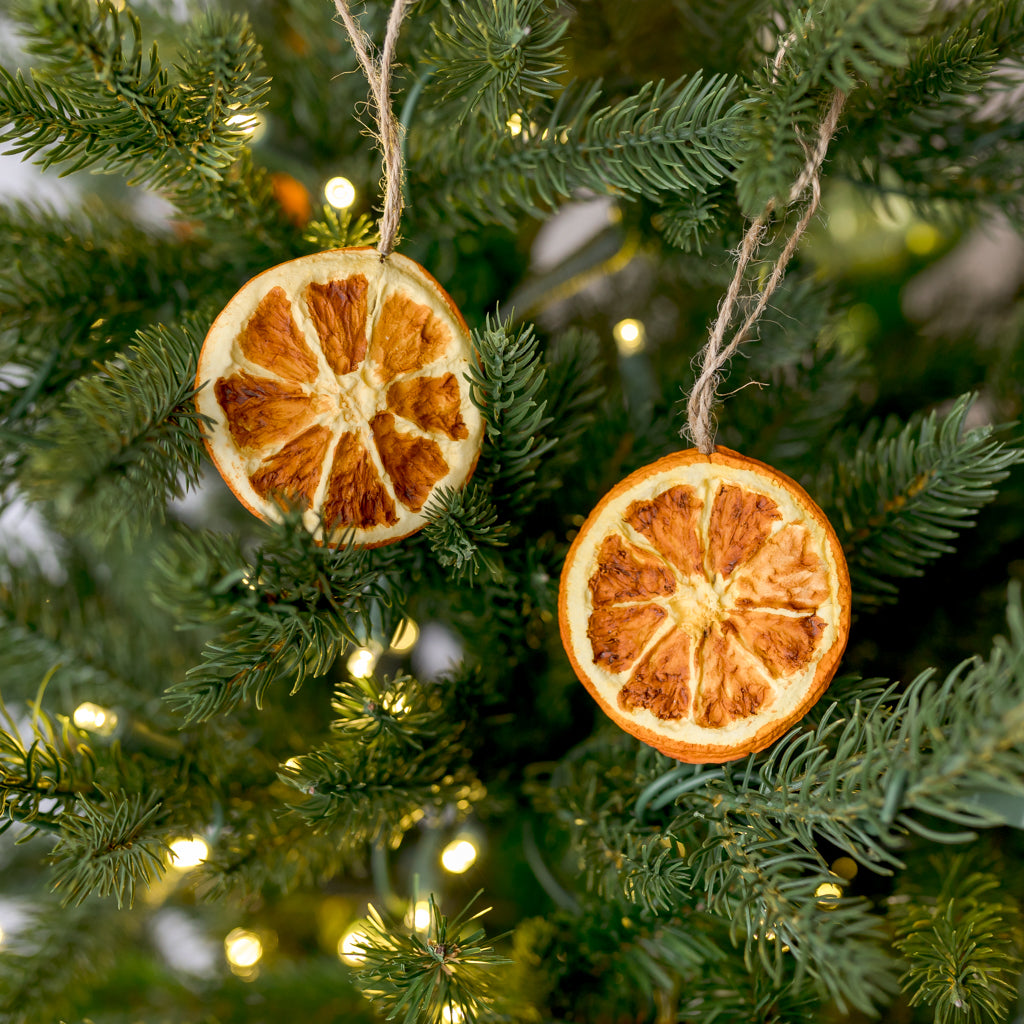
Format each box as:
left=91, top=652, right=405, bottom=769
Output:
left=685, top=84, right=847, bottom=453
left=332, top=0, right=415, bottom=258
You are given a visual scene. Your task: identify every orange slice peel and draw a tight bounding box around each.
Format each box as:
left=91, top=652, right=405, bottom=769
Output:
left=558, top=448, right=851, bottom=763
left=195, top=248, right=484, bottom=546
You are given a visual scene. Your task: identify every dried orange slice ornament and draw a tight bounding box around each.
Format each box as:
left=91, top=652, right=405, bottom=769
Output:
left=195, top=248, right=484, bottom=546
left=558, top=448, right=851, bottom=763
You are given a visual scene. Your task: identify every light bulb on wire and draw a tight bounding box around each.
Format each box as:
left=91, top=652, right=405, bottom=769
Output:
left=613, top=318, right=646, bottom=355
left=324, top=176, right=357, bottom=209
left=73, top=701, right=118, bottom=736
left=167, top=836, right=209, bottom=869
left=441, top=838, right=478, bottom=874
left=338, top=925, right=369, bottom=966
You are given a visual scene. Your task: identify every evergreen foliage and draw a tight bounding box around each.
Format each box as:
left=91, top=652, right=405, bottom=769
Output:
left=1, top=0, right=1023, bottom=1020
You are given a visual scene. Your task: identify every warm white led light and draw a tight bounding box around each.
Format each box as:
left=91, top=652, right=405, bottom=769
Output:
left=338, top=926, right=369, bottom=966
left=347, top=645, right=380, bottom=679
left=613, top=318, right=646, bottom=355
left=389, top=618, right=419, bottom=652
left=224, top=928, right=263, bottom=968
left=227, top=113, right=264, bottom=140
left=815, top=881, right=843, bottom=907
left=73, top=702, right=119, bottom=735
left=440, top=838, right=478, bottom=874
left=506, top=113, right=523, bottom=136
left=405, top=900, right=431, bottom=931
left=168, top=836, right=209, bottom=869
left=442, top=1006, right=466, bottom=1023
left=324, top=176, right=356, bottom=209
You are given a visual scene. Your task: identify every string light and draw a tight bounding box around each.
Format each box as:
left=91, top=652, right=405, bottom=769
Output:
left=814, top=880, right=843, bottom=907
left=405, top=900, right=431, bottom=931
left=73, top=701, right=118, bottom=736
left=224, top=928, right=263, bottom=970
left=382, top=692, right=409, bottom=715
left=442, top=1006, right=466, bottom=1023
left=440, top=838, right=478, bottom=874
left=338, top=925, right=369, bottom=966
left=167, top=836, right=209, bottom=869
left=389, top=618, right=419, bottom=652
left=347, top=644, right=381, bottom=679
left=226, top=113, right=266, bottom=142
left=324, top=176, right=357, bottom=209
left=613, top=318, right=646, bottom=355
left=506, top=113, right=523, bottom=136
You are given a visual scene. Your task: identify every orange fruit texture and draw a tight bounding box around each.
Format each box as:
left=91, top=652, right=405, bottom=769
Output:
left=558, top=448, right=851, bottom=763
left=195, top=249, right=484, bottom=547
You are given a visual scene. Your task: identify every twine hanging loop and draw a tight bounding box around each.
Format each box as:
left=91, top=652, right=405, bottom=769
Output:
left=685, top=87, right=847, bottom=453
left=332, top=0, right=416, bottom=258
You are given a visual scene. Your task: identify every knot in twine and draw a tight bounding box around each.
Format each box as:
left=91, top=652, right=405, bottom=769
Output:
left=685, top=86, right=847, bottom=454
left=333, top=0, right=416, bottom=258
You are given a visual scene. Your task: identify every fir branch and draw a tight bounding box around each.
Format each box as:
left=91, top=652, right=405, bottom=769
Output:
left=818, top=393, right=1024, bottom=605
left=21, top=314, right=210, bottom=546
left=658, top=187, right=731, bottom=253
left=423, top=484, right=511, bottom=583
left=735, top=0, right=927, bottom=212
left=154, top=513, right=399, bottom=722
left=424, top=73, right=740, bottom=227
left=467, top=313, right=553, bottom=511
left=891, top=853, right=1023, bottom=1024
left=302, top=204, right=377, bottom=251
left=279, top=739, right=481, bottom=844
left=48, top=790, right=170, bottom=908
left=4, top=1, right=270, bottom=215
left=427, top=0, right=568, bottom=125
left=331, top=671, right=448, bottom=749
left=354, top=894, right=511, bottom=1024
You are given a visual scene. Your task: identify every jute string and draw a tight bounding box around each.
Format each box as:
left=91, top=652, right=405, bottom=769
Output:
left=332, top=0, right=415, bottom=258
left=685, top=86, right=847, bottom=453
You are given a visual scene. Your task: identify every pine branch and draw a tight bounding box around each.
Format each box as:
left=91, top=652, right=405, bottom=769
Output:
left=422, top=73, right=739, bottom=227
left=4, top=1, right=270, bottom=216
left=48, top=790, right=170, bottom=908
left=467, top=313, right=553, bottom=511
left=818, top=394, right=1024, bottom=605
left=302, top=205, right=377, bottom=252
left=354, top=894, right=511, bottom=1024
left=423, top=484, right=512, bottom=584
left=735, top=0, right=928, bottom=212
left=20, top=314, right=209, bottom=545
left=891, top=853, right=1023, bottom=1024
left=154, top=514, right=400, bottom=722
left=331, top=671, right=449, bottom=749
left=427, top=0, right=568, bottom=126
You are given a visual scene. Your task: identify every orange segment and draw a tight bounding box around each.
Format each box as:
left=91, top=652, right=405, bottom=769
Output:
left=587, top=604, right=667, bottom=674
left=249, top=424, right=332, bottom=508
left=558, top=447, right=851, bottom=763
left=305, top=277, right=368, bottom=375
left=195, top=249, right=485, bottom=547
left=624, top=485, right=704, bottom=577
left=695, top=623, right=773, bottom=727
left=322, top=431, right=398, bottom=530
left=729, top=523, right=830, bottom=610
left=214, top=371, right=317, bottom=452
left=618, top=632, right=691, bottom=720
left=706, top=483, right=782, bottom=578
left=386, top=374, right=469, bottom=441
left=370, top=412, right=449, bottom=513
left=238, top=287, right=319, bottom=384
left=368, top=292, right=450, bottom=384
left=728, top=609, right=826, bottom=679
left=587, top=534, right=675, bottom=607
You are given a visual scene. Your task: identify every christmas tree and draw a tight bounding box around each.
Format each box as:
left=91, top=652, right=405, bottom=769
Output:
left=2, top=0, right=1024, bottom=1020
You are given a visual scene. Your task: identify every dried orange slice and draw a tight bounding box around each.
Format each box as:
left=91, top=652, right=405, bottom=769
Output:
left=558, top=448, right=851, bottom=763
left=195, top=248, right=484, bottom=546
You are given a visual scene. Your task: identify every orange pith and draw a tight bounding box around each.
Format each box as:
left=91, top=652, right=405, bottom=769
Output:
left=558, top=448, right=851, bottom=764
left=195, top=249, right=484, bottom=547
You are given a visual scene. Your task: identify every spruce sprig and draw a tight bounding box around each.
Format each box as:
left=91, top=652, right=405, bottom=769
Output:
left=819, top=394, right=1023, bottom=605
left=467, top=313, right=554, bottom=511
left=426, top=73, right=740, bottom=227
left=21, top=314, right=209, bottom=545
left=423, top=484, right=512, bottom=583
left=891, top=853, right=1023, bottom=1024
left=354, top=894, right=510, bottom=1024
left=5, top=1, right=269, bottom=214
left=428, top=0, right=568, bottom=125
left=154, top=514, right=399, bottom=722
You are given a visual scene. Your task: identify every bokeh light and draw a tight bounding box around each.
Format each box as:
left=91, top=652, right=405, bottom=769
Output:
left=324, top=176, right=356, bottom=209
